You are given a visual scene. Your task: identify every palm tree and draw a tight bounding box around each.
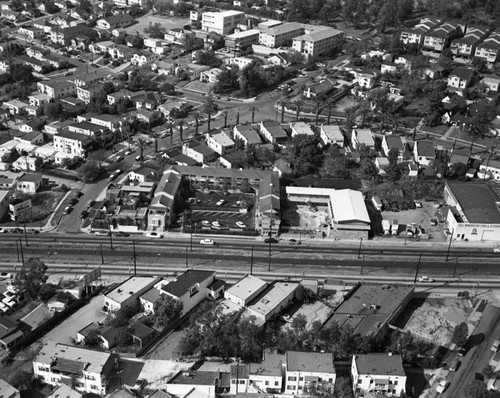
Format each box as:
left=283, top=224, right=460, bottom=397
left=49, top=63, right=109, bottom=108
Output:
left=312, top=97, right=323, bottom=125
left=292, top=99, right=303, bottom=122
left=207, top=112, right=212, bottom=132
left=325, top=98, right=335, bottom=125
left=177, top=119, right=185, bottom=141
left=222, top=110, right=228, bottom=128
left=484, top=145, right=497, bottom=180
left=193, top=112, right=200, bottom=135
left=249, top=105, right=258, bottom=124
left=236, top=109, right=240, bottom=125
left=165, top=120, right=174, bottom=145
left=136, top=137, right=148, bottom=161
left=276, top=99, right=287, bottom=123
left=356, top=102, right=372, bottom=128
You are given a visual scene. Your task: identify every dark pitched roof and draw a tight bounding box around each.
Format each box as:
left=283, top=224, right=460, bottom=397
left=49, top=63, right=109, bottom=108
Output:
left=354, top=353, right=405, bottom=376
left=450, top=67, right=475, bottom=81
left=161, top=270, right=215, bottom=298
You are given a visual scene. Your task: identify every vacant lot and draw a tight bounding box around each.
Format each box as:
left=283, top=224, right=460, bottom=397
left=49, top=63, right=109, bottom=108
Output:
left=123, top=13, right=189, bottom=36
left=282, top=202, right=330, bottom=233
left=397, top=298, right=473, bottom=346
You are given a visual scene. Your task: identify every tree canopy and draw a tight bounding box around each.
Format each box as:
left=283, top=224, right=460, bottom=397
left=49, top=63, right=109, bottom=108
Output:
left=153, top=295, right=183, bottom=327
left=14, top=258, right=48, bottom=300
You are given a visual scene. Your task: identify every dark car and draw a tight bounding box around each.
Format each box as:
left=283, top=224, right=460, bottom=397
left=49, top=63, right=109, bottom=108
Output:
left=10, top=228, right=23, bottom=234
left=87, top=200, right=96, bottom=208
left=264, top=238, right=279, bottom=244
left=113, top=231, right=130, bottom=237
left=26, top=228, right=40, bottom=234
left=70, top=198, right=78, bottom=206
left=80, top=210, right=89, bottom=220
left=76, top=191, right=84, bottom=198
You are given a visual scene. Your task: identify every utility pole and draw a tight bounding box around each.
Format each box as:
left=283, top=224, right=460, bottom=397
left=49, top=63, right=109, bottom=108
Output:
left=250, top=245, right=254, bottom=275
left=190, top=228, right=193, bottom=252
left=19, top=238, right=24, bottom=267
left=185, top=245, right=188, bottom=268
left=100, top=243, right=104, bottom=265
left=446, top=229, right=454, bottom=262
left=109, top=229, right=114, bottom=250
left=23, top=225, right=28, bottom=247
left=15, top=239, right=20, bottom=262
left=132, top=240, right=137, bottom=276
left=414, top=252, right=422, bottom=284
left=357, top=237, right=363, bottom=259
left=453, top=256, right=458, bottom=278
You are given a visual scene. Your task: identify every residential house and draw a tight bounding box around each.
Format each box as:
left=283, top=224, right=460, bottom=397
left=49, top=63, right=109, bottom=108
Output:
left=284, top=351, right=336, bottom=394
left=381, top=62, right=398, bottom=74
left=77, top=84, right=104, bottom=104
left=128, top=166, right=156, bottom=184
left=303, top=80, right=334, bottom=98
left=233, top=125, right=262, bottom=147
left=147, top=168, right=182, bottom=230
left=356, top=72, right=377, bottom=89
left=33, top=341, right=117, bottom=394
left=225, top=56, right=254, bottom=70
left=320, top=125, right=344, bottom=147
left=382, top=135, right=405, bottom=161
left=46, top=385, right=82, bottom=398
left=248, top=352, right=284, bottom=393
left=290, top=122, right=314, bottom=137
left=131, top=51, right=161, bottom=67
left=0, top=379, right=20, bottom=398
left=413, top=140, right=435, bottom=167
left=183, top=140, right=218, bottom=164
left=28, top=93, right=52, bottom=108
left=206, top=132, right=235, bottom=155
left=130, top=323, right=156, bottom=348
left=260, top=121, right=288, bottom=145
left=482, top=74, right=500, bottom=92
left=16, top=173, right=42, bottom=194
left=18, top=26, right=44, bottom=40
left=3, top=99, right=29, bottom=115
left=104, top=276, right=159, bottom=312
left=351, top=353, right=407, bottom=397
left=475, top=30, right=500, bottom=63
left=422, top=22, right=462, bottom=52
left=451, top=26, right=489, bottom=58
left=448, top=67, right=475, bottom=89
left=134, top=92, right=161, bottom=110
left=351, top=128, right=375, bottom=150
left=136, top=108, right=162, bottom=124
left=267, top=53, right=292, bottom=67
left=96, top=14, right=134, bottom=30
left=12, top=156, right=38, bottom=172
left=37, top=81, right=77, bottom=99
left=200, top=68, right=224, bottom=84
left=53, top=130, right=93, bottom=158
left=0, top=315, right=23, bottom=349
left=18, top=120, right=42, bottom=133
left=50, top=25, right=93, bottom=45
left=107, top=89, right=134, bottom=105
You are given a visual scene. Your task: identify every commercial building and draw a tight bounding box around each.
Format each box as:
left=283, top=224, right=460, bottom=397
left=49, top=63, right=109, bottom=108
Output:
left=444, top=182, right=500, bottom=241
left=284, top=351, right=335, bottom=394
left=225, top=29, right=260, bottom=52
left=225, top=274, right=268, bottom=307
left=33, top=341, right=117, bottom=395
left=246, top=282, right=298, bottom=324
left=201, top=10, right=245, bottom=35
left=352, top=353, right=407, bottom=397
left=292, top=27, right=344, bottom=58
left=258, top=22, right=304, bottom=48
left=104, top=276, right=159, bottom=312
left=324, top=283, right=414, bottom=336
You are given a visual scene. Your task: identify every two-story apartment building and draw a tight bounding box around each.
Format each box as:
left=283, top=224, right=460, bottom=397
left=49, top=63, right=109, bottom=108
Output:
left=284, top=351, right=336, bottom=394
left=260, top=121, right=288, bottom=145
left=206, top=132, right=235, bottom=155
left=400, top=18, right=441, bottom=45
left=104, top=276, right=159, bottom=312
left=352, top=353, right=406, bottom=397
left=225, top=29, right=260, bottom=52
left=182, top=140, right=218, bottom=164
left=422, top=22, right=462, bottom=52
left=450, top=26, right=489, bottom=58
left=53, top=131, right=93, bottom=158
left=33, top=341, right=117, bottom=395
left=37, top=81, right=77, bottom=99
left=475, top=30, right=500, bottom=63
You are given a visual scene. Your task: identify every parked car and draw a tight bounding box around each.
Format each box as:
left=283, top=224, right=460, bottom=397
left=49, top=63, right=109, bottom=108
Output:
left=448, top=358, right=460, bottom=372
left=10, top=228, right=23, bottom=233
left=63, top=206, right=72, bottom=215
left=0, top=272, right=13, bottom=280
left=201, top=220, right=210, bottom=226
left=135, top=155, right=142, bottom=161
left=216, top=199, right=228, bottom=206
left=87, top=200, right=96, bottom=208
left=145, top=232, right=163, bottom=239
left=494, top=246, right=500, bottom=253
left=113, top=231, right=130, bottom=237
left=25, top=228, right=39, bottom=234
left=211, top=221, right=221, bottom=228
left=80, top=210, right=89, bottom=220
left=95, top=231, right=110, bottom=236
left=235, top=221, right=246, bottom=229
left=0, top=228, right=6, bottom=233
left=288, top=239, right=301, bottom=245
left=436, top=380, right=449, bottom=394
left=124, top=149, right=134, bottom=156
left=115, top=155, right=124, bottom=162
left=429, top=218, right=438, bottom=226
left=200, top=239, right=215, bottom=245
left=418, top=275, right=434, bottom=283
left=264, top=238, right=279, bottom=244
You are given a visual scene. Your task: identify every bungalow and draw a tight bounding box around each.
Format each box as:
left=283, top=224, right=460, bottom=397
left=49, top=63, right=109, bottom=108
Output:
left=382, top=135, right=405, bottom=161
left=413, top=140, right=435, bottom=167
left=482, top=74, right=500, bottom=93
left=290, top=122, right=314, bottom=137
left=303, top=80, right=334, bottom=98
left=131, top=51, right=161, bottom=67
left=448, top=67, right=475, bottom=89
left=200, top=68, right=224, bottom=84
left=351, top=128, right=375, bottom=150
left=320, top=125, right=344, bottom=147
left=136, top=109, right=162, bottom=124
left=233, top=125, right=261, bottom=147
left=18, top=119, right=42, bottom=133
left=17, top=131, right=44, bottom=145
left=206, top=132, right=235, bottom=155
left=260, top=120, right=288, bottom=145
left=133, top=91, right=161, bottom=110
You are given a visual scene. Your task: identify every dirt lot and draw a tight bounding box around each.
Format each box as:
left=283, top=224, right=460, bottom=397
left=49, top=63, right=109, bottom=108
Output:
left=333, top=95, right=359, bottom=112
left=375, top=201, right=447, bottom=242
left=282, top=203, right=331, bottom=232
left=397, top=298, right=473, bottom=346
left=123, top=13, right=189, bottom=36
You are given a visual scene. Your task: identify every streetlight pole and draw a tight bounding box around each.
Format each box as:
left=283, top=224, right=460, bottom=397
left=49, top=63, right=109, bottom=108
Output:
left=185, top=245, right=188, bottom=268
left=357, top=237, right=363, bottom=259
left=15, top=239, right=20, bottom=262
left=19, top=238, right=25, bottom=267
left=109, top=229, right=113, bottom=250
left=100, top=243, right=104, bottom=265
left=414, top=252, right=422, bottom=284
left=132, top=240, right=137, bottom=276
left=23, top=225, right=29, bottom=247
left=250, top=245, right=254, bottom=275
left=446, top=228, right=454, bottom=262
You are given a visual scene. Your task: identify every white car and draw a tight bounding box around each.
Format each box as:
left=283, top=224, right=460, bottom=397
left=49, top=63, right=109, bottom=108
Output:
left=0, top=228, right=6, bottom=233
left=145, top=232, right=163, bottom=239
left=216, top=199, right=227, bottom=206
left=0, top=302, right=8, bottom=312
left=124, top=149, right=134, bottom=155
left=200, top=239, right=215, bottom=245
left=211, top=221, right=221, bottom=227
left=201, top=220, right=210, bottom=226
left=418, top=275, right=435, bottom=283
left=236, top=221, right=246, bottom=228
left=95, top=231, right=110, bottom=236
left=436, top=380, right=449, bottom=394
left=494, top=246, right=500, bottom=253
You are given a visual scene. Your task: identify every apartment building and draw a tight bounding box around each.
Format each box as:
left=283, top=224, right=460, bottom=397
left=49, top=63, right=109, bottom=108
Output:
left=33, top=342, right=117, bottom=395
left=450, top=26, right=488, bottom=58
left=400, top=18, right=441, bottom=45
left=352, top=353, right=407, bottom=397
left=201, top=10, right=245, bottom=35
left=422, top=21, right=462, bottom=52
left=292, top=27, right=344, bottom=58
left=53, top=131, right=93, bottom=158
left=104, top=276, right=159, bottom=312
left=37, top=81, right=77, bottom=99
left=284, top=351, right=336, bottom=394
left=206, top=132, right=235, bottom=155
left=225, top=29, right=260, bottom=52
left=475, top=30, right=500, bottom=63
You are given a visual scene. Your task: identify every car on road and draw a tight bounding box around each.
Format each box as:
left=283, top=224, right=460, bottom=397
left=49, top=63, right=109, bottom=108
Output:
left=87, top=200, right=96, bottom=208
left=25, top=228, right=39, bottom=234
left=76, top=191, right=84, bottom=198
left=80, top=210, right=89, bottom=220
left=9, top=228, right=23, bottom=234
left=0, top=228, right=6, bottom=233
left=288, top=239, right=301, bottom=245
left=235, top=221, right=246, bottom=229
left=124, top=149, right=134, bottom=156
left=494, top=246, right=500, bottom=253
left=63, top=206, right=72, bottom=215
left=211, top=221, right=221, bottom=228
left=109, top=169, right=122, bottom=181
left=115, top=155, right=124, bottom=162
left=201, top=220, right=210, bottom=226
left=113, top=231, right=130, bottom=237
left=448, top=357, right=460, bottom=372
left=145, top=232, right=163, bottom=239
left=135, top=155, right=142, bottom=161
left=70, top=198, right=78, bottom=206
left=95, top=231, right=110, bottom=236
left=216, top=199, right=228, bottom=206
left=418, top=275, right=434, bottom=283
left=200, top=239, right=215, bottom=245
left=0, top=272, right=13, bottom=280
left=436, top=380, right=449, bottom=394
left=264, top=238, right=279, bottom=244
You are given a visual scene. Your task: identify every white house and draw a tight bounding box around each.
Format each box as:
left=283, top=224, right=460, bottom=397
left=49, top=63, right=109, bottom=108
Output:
left=206, top=132, right=235, bottom=155
left=260, top=121, right=288, bottom=144
left=285, top=351, right=336, bottom=394
left=413, top=140, right=435, bottom=166
left=351, top=353, right=407, bottom=397
left=200, top=68, right=224, bottom=84
left=290, top=122, right=314, bottom=137
left=351, top=128, right=375, bottom=149
left=320, top=125, right=344, bottom=147
left=249, top=352, right=284, bottom=393
left=447, top=67, right=475, bottom=89
left=53, top=131, right=93, bottom=159
left=233, top=125, right=261, bottom=146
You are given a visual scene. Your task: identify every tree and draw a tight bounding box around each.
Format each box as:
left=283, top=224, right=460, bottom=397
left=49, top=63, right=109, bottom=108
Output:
left=116, top=326, right=133, bottom=346
left=165, top=120, right=174, bottom=145
left=465, top=380, right=490, bottom=398
left=44, top=102, right=63, bottom=119
left=131, top=35, right=144, bottom=49
left=111, top=307, right=135, bottom=328
left=213, top=66, right=239, bottom=94
left=249, top=105, right=258, bottom=124
left=193, top=112, right=200, bottom=135
left=38, top=283, right=56, bottom=301
left=276, top=99, right=287, bottom=123
left=14, top=258, right=48, bottom=300
left=84, top=328, right=101, bottom=347
left=136, top=137, right=148, bottom=161
left=154, top=295, right=183, bottom=327
left=387, top=147, right=401, bottom=181
left=291, top=99, right=303, bottom=122
left=452, top=322, right=469, bottom=348
left=312, top=97, right=323, bottom=125
left=289, top=135, right=323, bottom=176
left=176, top=119, right=185, bottom=141
left=222, top=110, right=228, bottom=128
left=204, top=93, right=217, bottom=132
left=77, top=160, right=103, bottom=183
left=334, top=376, right=354, bottom=398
